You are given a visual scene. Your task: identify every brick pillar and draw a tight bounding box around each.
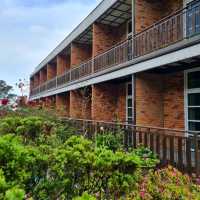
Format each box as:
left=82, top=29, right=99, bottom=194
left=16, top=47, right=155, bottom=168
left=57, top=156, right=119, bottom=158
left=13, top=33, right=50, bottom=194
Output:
left=34, top=73, right=40, bottom=87
left=135, top=72, right=164, bottom=127
left=71, top=42, right=92, bottom=68
left=70, top=90, right=83, bottom=119
left=30, top=77, right=34, bottom=91
left=47, top=63, right=57, bottom=80
left=46, top=96, right=56, bottom=110
left=135, top=0, right=182, bottom=33
left=56, top=93, right=70, bottom=117
left=70, top=87, right=92, bottom=119
left=40, top=67, right=47, bottom=84
left=163, top=72, right=184, bottom=129
left=92, top=82, right=126, bottom=122
left=57, top=55, right=68, bottom=76
left=93, top=23, right=127, bottom=57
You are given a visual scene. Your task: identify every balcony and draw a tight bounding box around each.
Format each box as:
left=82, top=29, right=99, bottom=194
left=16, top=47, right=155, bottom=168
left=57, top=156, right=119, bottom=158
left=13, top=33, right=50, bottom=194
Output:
left=30, top=3, right=200, bottom=98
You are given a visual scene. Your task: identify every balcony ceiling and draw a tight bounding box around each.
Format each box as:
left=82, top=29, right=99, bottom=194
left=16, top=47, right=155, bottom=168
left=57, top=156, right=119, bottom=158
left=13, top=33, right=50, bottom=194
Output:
left=97, top=0, right=132, bottom=27
left=74, top=0, right=132, bottom=45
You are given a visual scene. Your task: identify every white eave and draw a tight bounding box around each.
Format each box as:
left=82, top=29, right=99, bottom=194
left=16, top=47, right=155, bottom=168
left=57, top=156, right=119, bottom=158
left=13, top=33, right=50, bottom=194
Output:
left=31, top=0, right=118, bottom=77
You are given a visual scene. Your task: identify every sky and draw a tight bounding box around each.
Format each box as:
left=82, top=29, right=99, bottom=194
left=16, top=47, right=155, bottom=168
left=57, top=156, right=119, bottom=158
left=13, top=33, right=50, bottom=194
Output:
left=0, top=0, right=101, bottom=95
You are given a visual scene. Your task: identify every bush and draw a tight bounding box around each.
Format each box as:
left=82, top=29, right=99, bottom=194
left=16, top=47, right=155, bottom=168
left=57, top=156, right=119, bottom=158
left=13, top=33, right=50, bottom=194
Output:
left=127, top=166, right=200, bottom=200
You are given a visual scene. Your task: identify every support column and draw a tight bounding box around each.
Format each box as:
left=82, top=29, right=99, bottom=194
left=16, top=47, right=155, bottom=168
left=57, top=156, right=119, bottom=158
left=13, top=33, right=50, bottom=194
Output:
left=92, top=82, right=126, bottom=122
left=71, top=42, right=92, bottom=67
left=70, top=87, right=92, bottom=119
left=40, top=67, right=47, bottom=84
left=47, top=63, right=57, bottom=80
left=57, top=55, right=69, bottom=76
left=56, top=92, right=70, bottom=117
left=92, top=22, right=127, bottom=57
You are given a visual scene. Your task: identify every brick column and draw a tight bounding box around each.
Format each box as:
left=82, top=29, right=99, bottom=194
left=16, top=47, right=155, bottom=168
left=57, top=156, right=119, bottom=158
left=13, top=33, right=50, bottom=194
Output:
left=30, top=77, right=34, bottom=91
left=70, top=87, right=92, bottom=119
left=34, top=73, right=40, bottom=87
left=92, top=23, right=127, bottom=57
left=135, top=0, right=182, bottom=33
left=70, top=90, right=83, bottom=119
left=163, top=72, right=184, bottom=129
left=92, top=82, right=126, bottom=122
left=56, top=93, right=70, bottom=117
left=135, top=72, right=164, bottom=127
left=47, top=63, right=57, bottom=80
left=71, top=42, right=92, bottom=68
left=57, top=55, right=69, bottom=76
left=40, top=67, right=47, bottom=84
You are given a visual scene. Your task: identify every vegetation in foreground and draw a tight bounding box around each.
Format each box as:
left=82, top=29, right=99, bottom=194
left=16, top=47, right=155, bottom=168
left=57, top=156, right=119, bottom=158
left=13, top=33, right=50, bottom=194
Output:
left=0, top=109, right=200, bottom=200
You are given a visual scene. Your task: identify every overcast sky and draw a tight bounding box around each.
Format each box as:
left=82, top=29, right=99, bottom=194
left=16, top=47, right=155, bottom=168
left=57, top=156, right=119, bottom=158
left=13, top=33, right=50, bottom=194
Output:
left=0, top=0, right=101, bottom=95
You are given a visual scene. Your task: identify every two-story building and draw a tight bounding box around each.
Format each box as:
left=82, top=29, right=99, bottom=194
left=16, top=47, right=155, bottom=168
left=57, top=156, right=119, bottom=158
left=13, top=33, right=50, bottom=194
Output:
left=30, top=0, right=200, bottom=139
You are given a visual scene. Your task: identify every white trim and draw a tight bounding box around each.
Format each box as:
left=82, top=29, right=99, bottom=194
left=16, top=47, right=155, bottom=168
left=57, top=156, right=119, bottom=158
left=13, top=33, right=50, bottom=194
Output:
left=126, top=81, right=133, bottom=123
left=184, top=66, right=200, bottom=136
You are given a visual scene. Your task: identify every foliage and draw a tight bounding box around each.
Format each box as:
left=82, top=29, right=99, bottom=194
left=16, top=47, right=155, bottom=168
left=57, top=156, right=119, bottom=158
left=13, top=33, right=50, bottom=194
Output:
left=127, top=165, right=200, bottom=200
left=0, top=80, right=16, bottom=100
left=0, top=111, right=199, bottom=199
left=73, top=193, right=96, bottom=200
left=96, top=131, right=123, bottom=151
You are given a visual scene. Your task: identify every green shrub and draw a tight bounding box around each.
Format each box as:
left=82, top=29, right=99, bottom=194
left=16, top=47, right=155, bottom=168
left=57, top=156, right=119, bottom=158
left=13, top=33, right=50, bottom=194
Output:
left=4, top=187, right=25, bottom=200
left=127, top=166, right=200, bottom=200
left=73, top=192, right=96, bottom=200
left=96, top=131, right=123, bottom=151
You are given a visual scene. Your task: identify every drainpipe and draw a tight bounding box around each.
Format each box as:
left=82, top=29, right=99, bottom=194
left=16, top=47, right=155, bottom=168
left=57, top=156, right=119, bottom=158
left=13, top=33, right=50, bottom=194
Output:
left=132, top=0, right=135, bottom=35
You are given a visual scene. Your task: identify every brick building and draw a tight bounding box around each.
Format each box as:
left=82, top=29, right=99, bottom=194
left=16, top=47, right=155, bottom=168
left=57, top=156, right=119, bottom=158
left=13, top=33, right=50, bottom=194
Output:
left=30, top=0, right=200, bottom=137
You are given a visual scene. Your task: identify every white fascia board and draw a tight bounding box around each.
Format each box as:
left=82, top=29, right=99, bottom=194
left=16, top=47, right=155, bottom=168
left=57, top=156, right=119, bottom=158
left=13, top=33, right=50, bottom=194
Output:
left=31, top=0, right=117, bottom=77
left=29, top=42, right=200, bottom=100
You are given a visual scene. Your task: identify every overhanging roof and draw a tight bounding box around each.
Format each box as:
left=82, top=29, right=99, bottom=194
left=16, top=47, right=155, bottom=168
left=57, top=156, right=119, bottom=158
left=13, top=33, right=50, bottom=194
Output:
left=31, top=0, right=120, bottom=76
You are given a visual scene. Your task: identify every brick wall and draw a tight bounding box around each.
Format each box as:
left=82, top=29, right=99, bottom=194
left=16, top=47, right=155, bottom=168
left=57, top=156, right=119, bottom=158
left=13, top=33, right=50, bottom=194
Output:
left=56, top=93, right=70, bottom=117
left=92, top=82, right=126, bottom=122
left=135, top=0, right=183, bottom=32
left=163, top=72, right=185, bottom=129
left=47, top=63, right=57, bottom=80
left=135, top=72, right=164, bottom=127
left=93, top=22, right=127, bottom=57
left=40, top=67, right=47, bottom=84
left=135, top=71, right=185, bottom=130
left=46, top=96, right=56, bottom=109
left=34, top=73, right=40, bottom=87
left=70, top=87, right=92, bottom=119
left=57, top=55, right=67, bottom=76
left=71, top=42, right=92, bottom=67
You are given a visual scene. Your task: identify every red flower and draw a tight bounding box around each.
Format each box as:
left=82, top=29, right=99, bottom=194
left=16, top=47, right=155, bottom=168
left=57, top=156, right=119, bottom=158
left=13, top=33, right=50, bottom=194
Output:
left=1, top=99, right=9, bottom=105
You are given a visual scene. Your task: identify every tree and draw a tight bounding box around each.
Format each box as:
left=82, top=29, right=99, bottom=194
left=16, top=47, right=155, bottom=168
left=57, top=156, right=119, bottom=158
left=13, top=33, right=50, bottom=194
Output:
left=0, top=80, right=16, bottom=99
left=0, top=80, right=12, bottom=98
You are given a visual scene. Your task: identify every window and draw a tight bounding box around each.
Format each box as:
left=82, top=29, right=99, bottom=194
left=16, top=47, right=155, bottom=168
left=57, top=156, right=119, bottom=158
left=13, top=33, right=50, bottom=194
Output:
left=185, top=68, right=200, bottom=134
left=127, top=20, right=132, bottom=38
left=186, top=0, right=200, bottom=37
left=126, top=81, right=134, bottom=124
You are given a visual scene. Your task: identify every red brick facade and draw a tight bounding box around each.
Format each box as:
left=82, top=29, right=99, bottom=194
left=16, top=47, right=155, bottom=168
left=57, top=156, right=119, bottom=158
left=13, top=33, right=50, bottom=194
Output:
left=135, top=71, right=185, bottom=130
left=92, top=82, right=126, bottom=122
left=93, top=22, right=127, bottom=57
left=135, top=0, right=182, bottom=32
left=71, top=42, right=92, bottom=67
left=56, top=93, right=70, bottom=116
left=70, top=87, right=92, bottom=119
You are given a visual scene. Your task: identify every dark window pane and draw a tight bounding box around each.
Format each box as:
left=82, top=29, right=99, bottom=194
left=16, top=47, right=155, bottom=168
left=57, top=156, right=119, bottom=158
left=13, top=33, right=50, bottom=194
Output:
left=189, top=107, right=200, bottom=120
left=128, top=21, right=132, bottom=34
left=188, top=71, right=200, bottom=89
left=188, top=93, right=200, bottom=106
left=189, top=121, right=200, bottom=131
left=128, top=108, right=132, bottom=117
left=128, top=84, right=132, bottom=96
left=128, top=99, right=132, bottom=107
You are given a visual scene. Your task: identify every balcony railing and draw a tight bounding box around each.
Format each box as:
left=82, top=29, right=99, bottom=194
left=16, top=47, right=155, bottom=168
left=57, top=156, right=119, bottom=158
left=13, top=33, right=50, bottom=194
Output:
left=30, top=2, right=200, bottom=98
left=63, top=118, right=200, bottom=175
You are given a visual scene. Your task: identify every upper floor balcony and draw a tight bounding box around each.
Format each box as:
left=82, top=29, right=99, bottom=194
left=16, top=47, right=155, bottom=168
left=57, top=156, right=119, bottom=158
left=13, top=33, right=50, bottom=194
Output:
left=30, top=1, right=200, bottom=99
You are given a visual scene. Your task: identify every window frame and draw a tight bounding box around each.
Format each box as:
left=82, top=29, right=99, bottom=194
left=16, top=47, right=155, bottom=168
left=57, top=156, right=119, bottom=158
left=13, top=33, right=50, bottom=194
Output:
left=126, top=79, right=134, bottom=124
left=184, top=67, right=200, bottom=136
